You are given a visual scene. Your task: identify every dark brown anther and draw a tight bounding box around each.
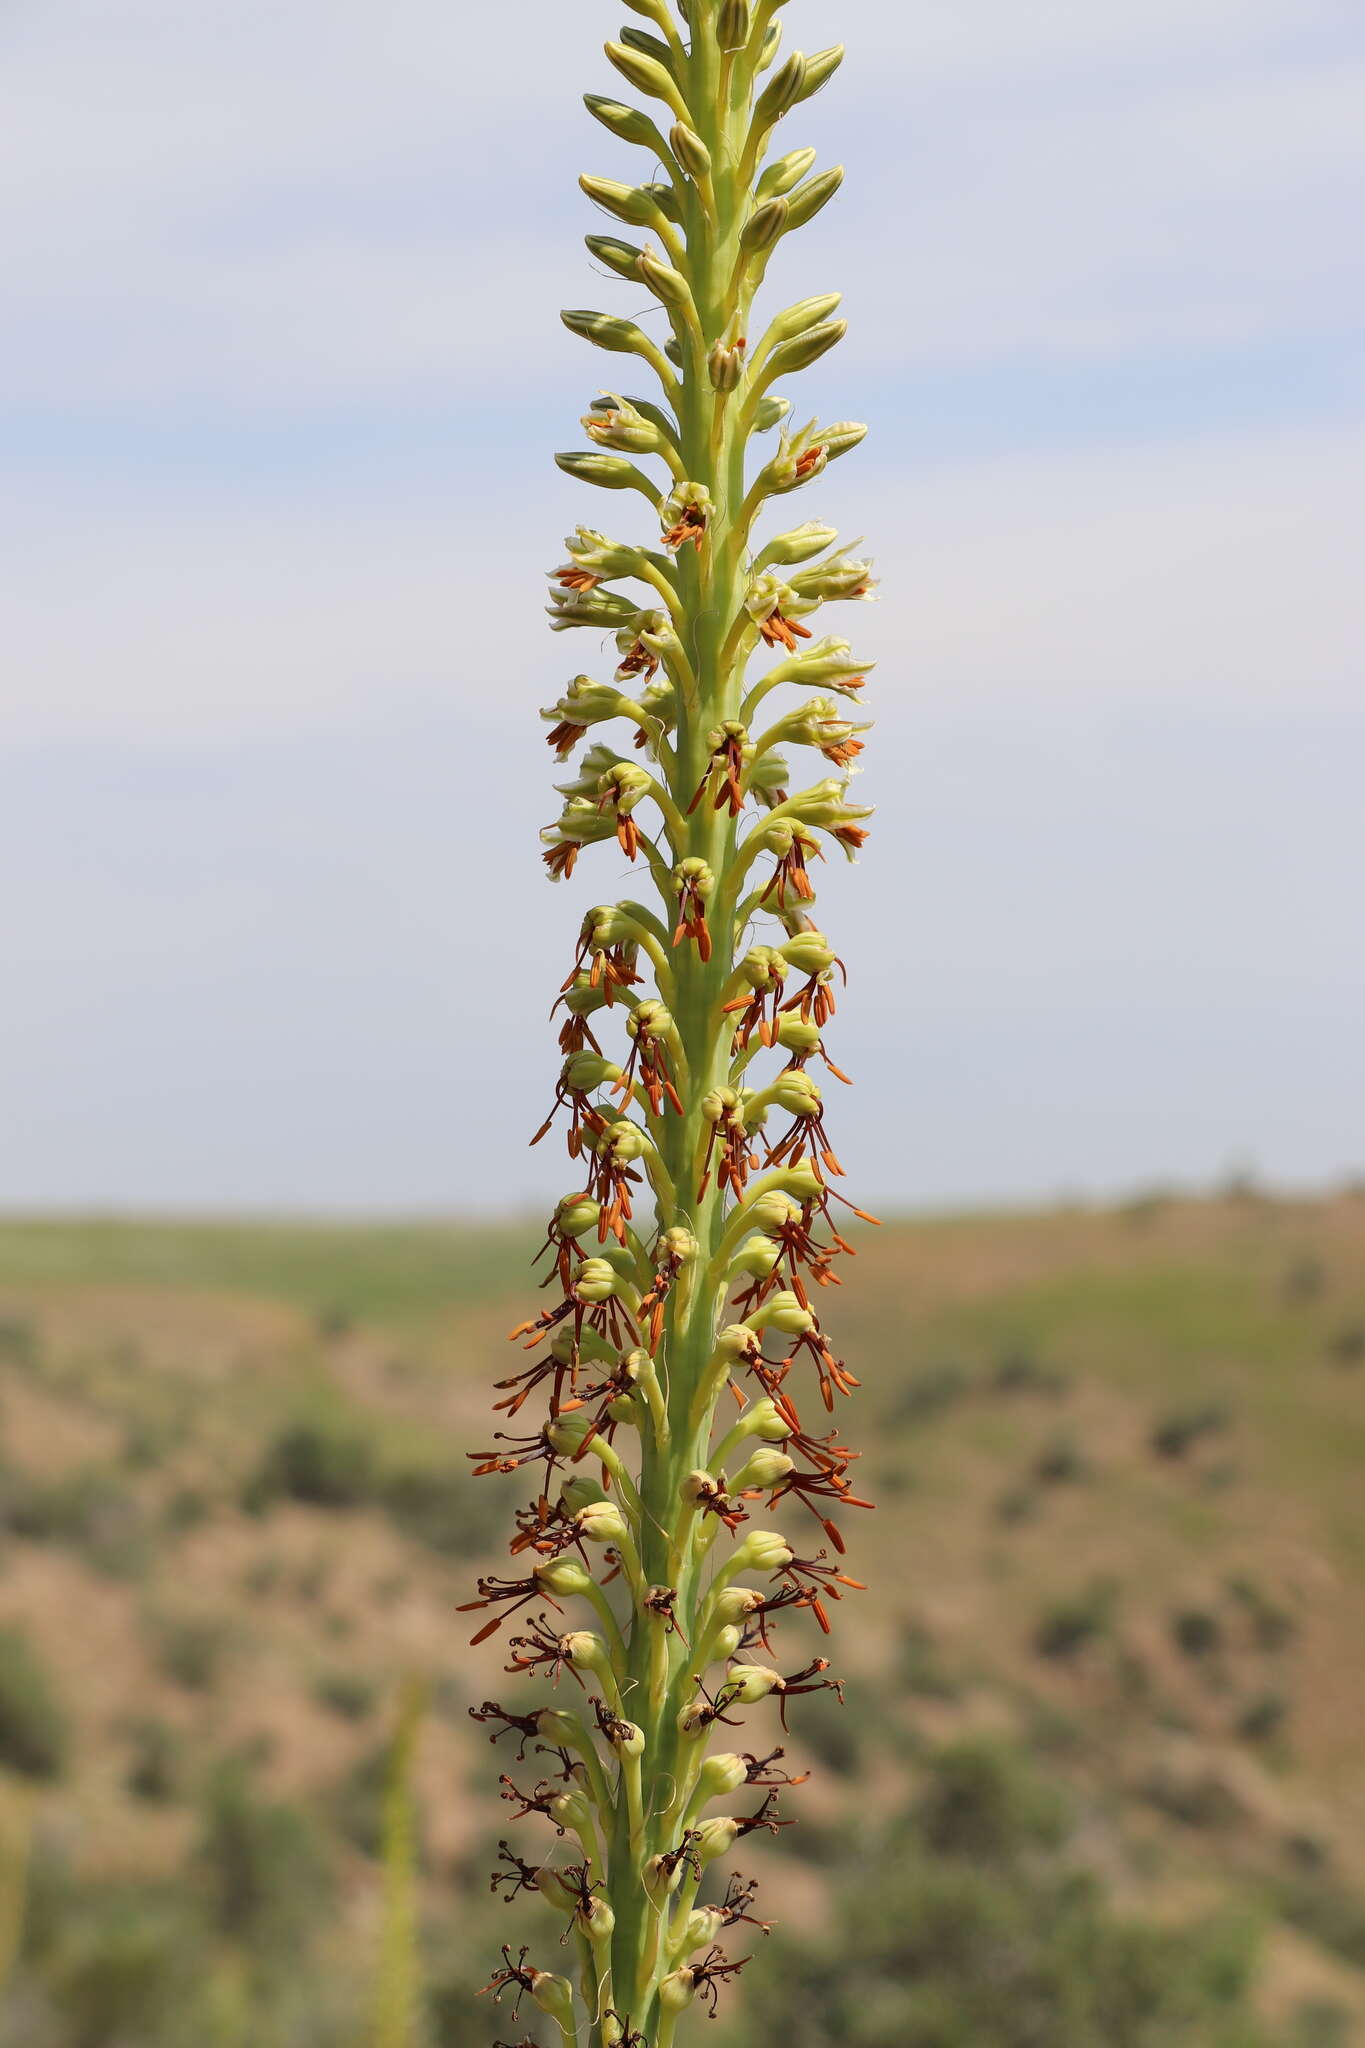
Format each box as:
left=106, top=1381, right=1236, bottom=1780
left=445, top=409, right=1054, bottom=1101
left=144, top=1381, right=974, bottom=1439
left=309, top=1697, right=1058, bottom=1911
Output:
left=774, top=1655, right=845, bottom=1730
left=491, top=1839, right=543, bottom=1903
left=734, top=1788, right=793, bottom=1838
left=504, top=1617, right=585, bottom=1687
left=643, top=1583, right=689, bottom=1644
left=719, top=1872, right=772, bottom=1935
left=686, top=1945, right=752, bottom=2017
left=469, top=1701, right=545, bottom=1759
left=657, top=1827, right=704, bottom=1884
left=741, top=1746, right=811, bottom=1789
left=478, top=1945, right=537, bottom=2019
left=457, top=1572, right=557, bottom=1646
left=498, top=1773, right=567, bottom=1830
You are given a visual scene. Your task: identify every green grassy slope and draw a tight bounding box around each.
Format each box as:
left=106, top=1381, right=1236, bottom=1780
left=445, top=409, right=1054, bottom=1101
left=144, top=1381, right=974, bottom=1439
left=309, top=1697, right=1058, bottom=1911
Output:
left=0, top=1192, right=1362, bottom=2047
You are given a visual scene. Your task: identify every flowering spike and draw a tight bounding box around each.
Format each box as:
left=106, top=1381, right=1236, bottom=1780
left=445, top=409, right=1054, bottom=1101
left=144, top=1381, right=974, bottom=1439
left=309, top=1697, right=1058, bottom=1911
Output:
left=472, top=7, right=876, bottom=2040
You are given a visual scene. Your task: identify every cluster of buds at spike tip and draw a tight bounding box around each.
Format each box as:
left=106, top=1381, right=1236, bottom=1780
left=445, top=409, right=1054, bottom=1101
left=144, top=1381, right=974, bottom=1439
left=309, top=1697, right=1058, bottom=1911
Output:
left=471, top=7, right=878, bottom=2043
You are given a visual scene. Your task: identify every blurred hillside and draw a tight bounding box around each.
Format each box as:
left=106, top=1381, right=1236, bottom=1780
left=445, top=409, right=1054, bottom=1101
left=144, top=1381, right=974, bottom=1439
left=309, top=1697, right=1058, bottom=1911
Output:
left=0, top=1191, right=1363, bottom=2047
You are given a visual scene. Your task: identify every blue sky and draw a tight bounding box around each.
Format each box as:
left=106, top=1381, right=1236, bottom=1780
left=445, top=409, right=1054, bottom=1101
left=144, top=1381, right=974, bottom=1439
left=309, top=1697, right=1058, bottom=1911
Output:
left=2, top=0, right=1362, bottom=1210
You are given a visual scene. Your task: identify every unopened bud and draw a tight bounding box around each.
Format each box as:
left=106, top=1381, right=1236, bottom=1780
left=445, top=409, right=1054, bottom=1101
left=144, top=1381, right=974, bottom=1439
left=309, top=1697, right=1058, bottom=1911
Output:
left=575, top=1501, right=629, bottom=1545
left=585, top=232, right=646, bottom=279
left=717, top=0, right=750, bottom=50
left=696, top=1751, right=750, bottom=1798
left=753, top=51, right=808, bottom=129
left=731, top=1447, right=794, bottom=1490
left=559, top=1473, right=607, bottom=1516
left=561, top=308, right=657, bottom=357
left=669, top=121, right=711, bottom=179
left=756, top=146, right=818, bottom=201
left=763, top=319, right=847, bottom=383
left=554, top=450, right=652, bottom=491
left=584, top=92, right=662, bottom=147
left=740, top=197, right=789, bottom=253
left=694, top=1815, right=741, bottom=1860
left=726, top=1664, right=781, bottom=1703
left=728, top=1528, right=794, bottom=1572
left=785, top=164, right=845, bottom=230
left=531, top=1970, right=577, bottom=2021
left=605, top=40, right=680, bottom=105
left=750, top=1288, right=815, bottom=1335
left=708, top=341, right=744, bottom=391
left=638, top=247, right=694, bottom=308
left=535, top=1557, right=595, bottom=1599
left=796, top=45, right=845, bottom=100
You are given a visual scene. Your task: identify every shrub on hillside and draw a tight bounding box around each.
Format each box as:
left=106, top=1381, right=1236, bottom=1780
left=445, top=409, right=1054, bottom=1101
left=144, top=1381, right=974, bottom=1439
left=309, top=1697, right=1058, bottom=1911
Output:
left=0, top=1627, right=67, bottom=1779
left=248, top=1418, right=376, bottom=1511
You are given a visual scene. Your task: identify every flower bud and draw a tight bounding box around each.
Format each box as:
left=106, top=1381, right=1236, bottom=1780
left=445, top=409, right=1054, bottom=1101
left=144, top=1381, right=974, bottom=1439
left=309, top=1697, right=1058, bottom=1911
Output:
left=708, top=341, right=744, bottom=391
left=740, top=197, right=789, bottom=253
left=579, top=173, right=671, bottom=228
left=711, top=1585, right=764, bottom=1625
left=584, top=93, right=663, bottom=147
left=546, top=1411, right=600, bottom=1458
left=669, top=121, right=711, bottom=179
left=559, top=1472, right=607, bottom=1516
left=762, top=521, right=840, bottom=568
left=785, top=164, right=844, bottom=230
left=728, top=1234, right=782, bottom=1282
left=535, top=1865, right=578, bottom=1910
left=740, top=1189, right=802, bottom=1234
left=535, top=1557, right=595, bottom=1600
left=753, top=394, right=792, bottom=433
left=659, top=1968, right=700, bottom=2013
left=585, top=232, right=646, bottom=279
left=574, top=1501, right=629, bottom=1547
left=756, top=146, right=818, bottom=201
left=717, top=0, right=750, bottom=50
left=694, top=1816, right=741, bottom=1860
left=680, top=1906, right=725, bottom=1953
left=659, top=1224, right=698, bottom=1264
left=768, top=1070, right=822, bottom=1116
left=638, top=247, right=694, bottom=309
left=562, top=1629, right=609, bottom=1673
left=764, top=295, right=843, bottom=351
left=796, top=44, right=845, bottom=100
left=726, top=1663, right=782, bottom=1703
left=554, top=450, right=653, bottom=491
left=753, top=51, right=808, bottom=129
left=738, top=1396, right=790, bottom=1442
left=554, top=1193, right=602, bottom=1239
left=781, top=930, right=837, bottom=975
left=562, top=309, right=658, bottom=358
left=572, top=1260, right=624, bottom=1307
left=714, top=1623, right=742, bottom=1658
left=762, top=319, right=847, bottom=384
left=532, top=1971, right=578, bottom=2021
left=728, top=1528, right=794, bottom=1572
left=581, top=1894, right=616, bottom=1941
left=605, top=40, right=679, bottom=104
left=748, top=1289, right=814, bottom=1336
left=644, top=1853, right=683, bottom=1899
left=731, top=1447, right=794, bottom=1490
left=602, top=1715, right=645, bottom=1757
left=696, top=1751, right=750, bottom=1798
left=822, top=420, right=868, bottom=460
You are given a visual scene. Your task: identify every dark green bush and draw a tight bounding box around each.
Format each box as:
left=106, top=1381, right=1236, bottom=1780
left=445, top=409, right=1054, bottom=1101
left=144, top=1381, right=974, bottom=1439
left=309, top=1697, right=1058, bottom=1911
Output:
left=1150, top=1405, right=1229, bottom=1459
left=194, top=1761, right=333, bottom=1951
left=1034, top=1580, right=1118, bottom=1660
left=913, top=1738, right=1068, bottom=1861
left=250, top=1417, right=376, bottom=1510
left=1170, top=1606, right=1223, bottom=1658
left=314, top=1669, right=378, bottom=1722
left=0, top=1626, right=67, bottom=1779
